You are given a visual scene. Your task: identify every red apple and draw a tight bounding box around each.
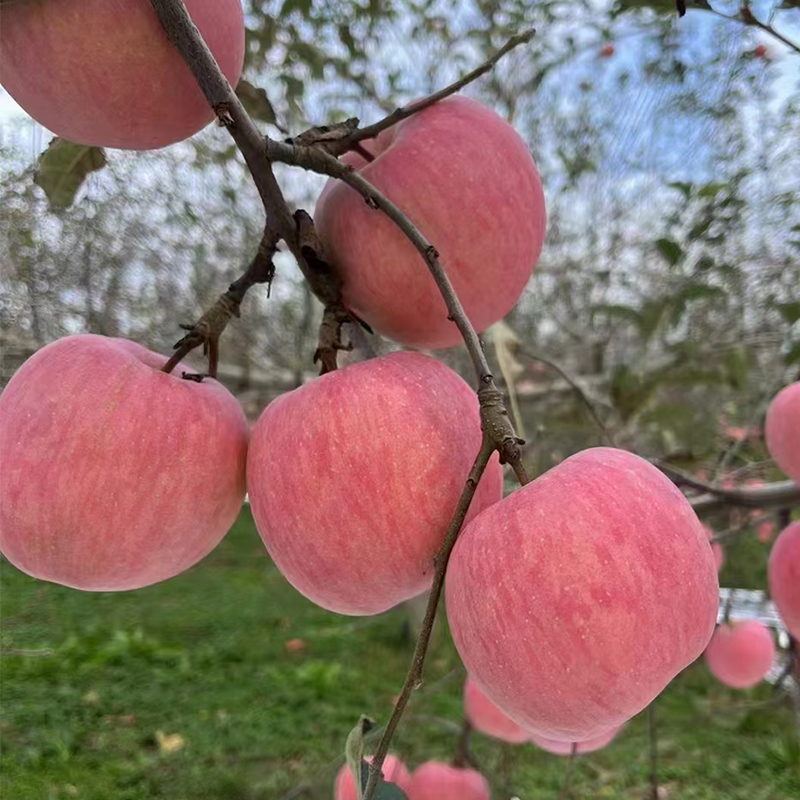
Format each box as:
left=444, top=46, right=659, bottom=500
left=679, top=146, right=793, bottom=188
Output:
left=704, top=621, right=775, bottom=689
left=314, top=96, right=547, bottom=349
left=463, top=676, right=529, bottom=744
left=769, top=521, right=800, bottom=639
left=335, top=754, right=411, bottom=800
left=247, top=352, right=502, bottom=615
left=0, top=334, right=248, bottom=590
left=530, top=724, right=623, bottom=755
left=406, top=762, right=489, bottom=800
left=765, top=382, right=800, bottom=485
left=0, top=0, right=245, bottom=150
left=445, top=447, right=719, bottom=741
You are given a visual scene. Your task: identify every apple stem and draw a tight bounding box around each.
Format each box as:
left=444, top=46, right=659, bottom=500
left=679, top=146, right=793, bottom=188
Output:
left=453, top=717, right=480, bottom=770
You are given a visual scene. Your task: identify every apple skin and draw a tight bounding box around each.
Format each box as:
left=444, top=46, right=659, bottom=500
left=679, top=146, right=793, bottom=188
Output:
left=769, top=521, right=800, bottom=640
left=445, top=447, right=719, bottom=742
left=464, top=676, right=530, bottom=744
left=765, top=382, right=800, bottom=485
left=247, top=351, right=502, bottom=615
left=530, top=724, right=622, bottom=756
left=334, top=755, right=412, bottom=800
left=0, top=0, right=245, bottom=150
left=704, top=621, right=775, bottom=689
left=314, top=96, right=547, bottom=349
left=406, top=762, right=490, bottom=800
left=0, top=334, right=248, bottom=590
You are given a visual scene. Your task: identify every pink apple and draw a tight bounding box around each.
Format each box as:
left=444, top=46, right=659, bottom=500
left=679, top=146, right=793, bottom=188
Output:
left=314, top=96, right=547, bottom=348
left=0, top=0, right=245, bottom=149
left=758, top=521, right=776, bottom=544
left=769, top=521, right=800, bottom=639
left=247, top=351, right=502, bottom=615
left=765, top=382, right=800, bottom=485
left=529, top=724, right=623, bottom=755
left=445, top=447, right=719, bottom=742
left=406, top=762, right=490, bottom=800
left=0, top=334, right=248, bottom=590
left=463, top=676, right=529, bottom=744
left=703, top=524, right=724, bottom=572
left=334, top=754, right=412, bottom=800
left=704, top=621, right=775, bottom=689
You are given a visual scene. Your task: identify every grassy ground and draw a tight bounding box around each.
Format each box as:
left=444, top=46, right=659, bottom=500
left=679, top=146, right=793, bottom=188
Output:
left=1, top=509, right=798, bottom=800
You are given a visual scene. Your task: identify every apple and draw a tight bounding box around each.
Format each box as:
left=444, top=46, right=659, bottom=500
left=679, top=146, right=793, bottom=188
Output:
left=0, top=0, right=245, bottom=150
left=247, top=351, right=502, bottom=615
left=530, top=724, right=623, bottom=756
left=406, top=762, right=490, bottom=800
left=765, top=382, right=800, bottom=485
left=703, top=524, right=724, bottom=572
left=463, top=676, right=529, bottom=744
left=314, top=96, right=547, bottom=349
left=769, top=521, right=800, bottom=640
left=0, top=334, right=248, bottom=590
left=704, top=621, right=775, bottom=689
left=445, top=447, right=719, bottom=742
left=335, top=754, right=412, bottom=800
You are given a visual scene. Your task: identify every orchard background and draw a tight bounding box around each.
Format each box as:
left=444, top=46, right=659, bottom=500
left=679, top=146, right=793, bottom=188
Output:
left=1, top=0, right=800, bottom=799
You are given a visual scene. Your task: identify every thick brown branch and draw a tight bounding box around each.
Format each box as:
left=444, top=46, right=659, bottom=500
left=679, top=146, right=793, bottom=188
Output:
left=148, top=1, right=296, bottom=240
left=689, top=480, right=800, bottom=514
left=364, top=439, right=496, bottom=800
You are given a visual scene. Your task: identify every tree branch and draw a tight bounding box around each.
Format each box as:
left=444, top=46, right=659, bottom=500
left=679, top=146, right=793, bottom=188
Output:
left=362, top=437, right=496, bottom=799
left=692, top=1, right=800, bottom=55
left=148, top=0, right=295, bottom=239
left=147, top=6, right=532, bottom=794
left=329, top=29, right=536, bottom=156
left=161, top=225, right=279, bottom=376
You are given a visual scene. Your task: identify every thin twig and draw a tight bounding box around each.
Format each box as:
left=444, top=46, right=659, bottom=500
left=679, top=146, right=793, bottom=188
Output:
left=454, top=718, right=480, bottom=770
left=361, top=438, right=496, bottom=799
left=331, top=29, right=537, bottom=155
left=559, top=744, right=578, bottom=799
left=518, top=346, right=614, bottom=445
left=692, top=1, right=800, bottom=56
left=161, top=225, right=279, bottom=376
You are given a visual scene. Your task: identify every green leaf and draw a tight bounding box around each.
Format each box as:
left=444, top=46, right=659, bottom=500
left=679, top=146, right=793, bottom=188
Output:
left=359, top=762, right=409, bottom=800
left=776, top=302, right=800, bottom=325
left=280, top=0, right=313, bottom=17
left=785, top=341, right=800, bottom=365
left=656, top=238, right=683, bottom=267
left=34, top=138, right=106, bottom=208
left=236, top=80, right=285, bottom=132
left=345, top=716, right=373, bottom=800
left=697, top=182, right=727, bottom=199
left=724, top=347, right=750, bottom=390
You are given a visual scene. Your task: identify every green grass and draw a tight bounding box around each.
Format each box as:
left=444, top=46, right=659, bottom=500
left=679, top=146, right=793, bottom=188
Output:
left=1, top=510, right=798, bottom=800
